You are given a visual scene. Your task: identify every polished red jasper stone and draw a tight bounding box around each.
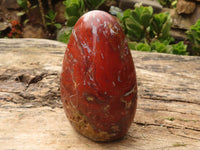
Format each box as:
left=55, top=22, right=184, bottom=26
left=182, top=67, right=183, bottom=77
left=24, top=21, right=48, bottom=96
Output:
left=61, top=10, right=137, bottom=142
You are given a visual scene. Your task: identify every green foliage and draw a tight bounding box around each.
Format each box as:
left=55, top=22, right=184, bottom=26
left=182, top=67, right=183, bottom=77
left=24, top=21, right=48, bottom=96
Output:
left=150, top=12, right=173, bottom=42
left=57, top=28, right=73, bottom=44
left=117, top=6, right=153, bottom=42
left=57, top=0, right=107, bottom=43
left=46, top=10, right=57, bottom=21
left=151, top=40, right=173, bottom=53
left=132, top=6, right=153, bottom=28
left=186, top=19, right=200, bottom=56
left=16, top=0, right=28, bottom=18
left=17, top=11, right=26, bottom=16
left=172, top=41, right=188, bottom=55
left=17, top=0, right=37, bottom=25
left=128, top=42, right=151, bottom=51
left=128, top=41, right=188, bottom=55
left=63, top=0, right=85, bottom=27
left=157, top=0, right=177, bottom=8
left=17, top=0, right=27, bottom=10
left=84, top=0, right=107, bottom=10
left=117, top=5, right=172, bottom=44
left=118, top=5, right=188, bottom=55
left=63, top=0, right=106, bottom=27
left=45, top=10, right=62, bottom=29
left=17, top=0, right=37, bottom=13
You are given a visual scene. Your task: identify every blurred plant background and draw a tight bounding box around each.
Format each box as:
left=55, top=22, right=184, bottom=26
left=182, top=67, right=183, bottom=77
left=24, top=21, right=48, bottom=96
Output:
left=118, top=5, right=188, bottom=55
left=0, top=0, right=200, bottom=56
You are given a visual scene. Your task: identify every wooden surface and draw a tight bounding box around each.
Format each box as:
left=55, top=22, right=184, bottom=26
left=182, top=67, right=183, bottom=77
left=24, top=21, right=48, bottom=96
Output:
left=0, top=38, right=200, bottom=150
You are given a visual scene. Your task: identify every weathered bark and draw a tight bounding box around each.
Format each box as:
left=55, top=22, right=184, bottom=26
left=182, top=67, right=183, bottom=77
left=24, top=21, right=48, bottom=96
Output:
left=0, top=39, right=200, bottom=149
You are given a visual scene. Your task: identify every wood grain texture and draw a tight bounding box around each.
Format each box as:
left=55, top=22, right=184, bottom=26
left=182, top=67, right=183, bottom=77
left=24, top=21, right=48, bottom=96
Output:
left=0, top=39, right=200, bottom=150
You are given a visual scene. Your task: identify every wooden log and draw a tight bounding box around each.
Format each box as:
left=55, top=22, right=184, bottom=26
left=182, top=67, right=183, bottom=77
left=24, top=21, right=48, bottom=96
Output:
left=0, top=38, right=200, bottom=149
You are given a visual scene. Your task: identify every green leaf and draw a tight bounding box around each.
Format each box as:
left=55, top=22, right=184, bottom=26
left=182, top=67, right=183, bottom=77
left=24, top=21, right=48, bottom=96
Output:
left=128, top=42, right=137, bottom=50
left=46, top=10, right=57, bottom=21
left=118, top=6, right=154, bottom=43
left=66, top=4, right=80, bottom=18
left=161, top=15, right=171, bottom=34
left=64, top=0, right=85, bottom=18
left=141, top=13, right=153, bottom=28
left=136, top=43, right=151, bottom=51
left=46, top=22, right=52, bottom=26
left=147, top=6, right=153, bottom=14
left=55, top=23, right=62, bottom=29
left=17, top=0, right=27, bottom=9
left=171, top=1, right=177, bottom=8
left=126, top=22, right=144, bottom=41
left=151, top=12, right=172, bottom=41
left=79, top=0, right=85, bottom=12
left=131, top=10, right=140, bottom=23
left=23, top=19, right=29, bottom=25
left=123, top=9, right=131, bottom=17
left=17, top=11, right=26, bottom=16
left=186, top=19, right=200, bottom=55
left=117, top=12, right=123, bottom=22
left=31, top=5, right=37, bottom=9
left=64, top=0, right=85, bottom=27
left=45, top=15, right=51, bottom=20
left=67, top=16, right=79, bottom=27
left=151, top=41, right=170, bottom=53
left=129, top=42, right=151, bottom=51
left=172, top=41, right=188, bottom=55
